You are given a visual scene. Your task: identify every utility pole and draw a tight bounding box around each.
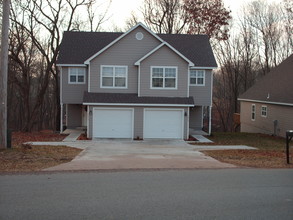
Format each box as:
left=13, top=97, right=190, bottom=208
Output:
left=0, top=0, right=10, bottom=149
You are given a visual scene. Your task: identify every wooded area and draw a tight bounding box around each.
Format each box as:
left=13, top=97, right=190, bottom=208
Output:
left=2, top=0, right=293, bottom=133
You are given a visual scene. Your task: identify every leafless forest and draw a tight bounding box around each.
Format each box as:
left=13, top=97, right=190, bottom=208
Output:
left=2, top=0, right=293, bottom=132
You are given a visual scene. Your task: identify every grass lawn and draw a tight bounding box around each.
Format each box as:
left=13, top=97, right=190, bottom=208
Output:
left=0, top=131, right=82, bottom=172
left=202, top=132, right=293, bottom=168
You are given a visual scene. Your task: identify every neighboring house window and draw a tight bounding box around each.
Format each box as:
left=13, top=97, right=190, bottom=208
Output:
left=261, top=105, right=267, bottom=117
left=101, top=66, right=127, bottom=88
left=190, top=70, right=205, bottom=86
left=151, top=66, right=177, bottom=89
left=251, top=104, right=256, bottom=121
left=69, top=67, right=86, bottom=84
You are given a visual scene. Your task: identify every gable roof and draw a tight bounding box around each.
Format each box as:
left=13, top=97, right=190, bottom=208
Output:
left=83, top=92, right=194, bottom=107
left=134, top=42, right=194, bottom=66
left=238, top=54, right=293, bottom=106
left=57, top=24, right=217, bottom=68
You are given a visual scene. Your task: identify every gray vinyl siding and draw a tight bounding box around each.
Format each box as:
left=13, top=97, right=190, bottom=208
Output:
left=61, top=67, right=88, bottom=104
left=67, top=104, right=82, bottom=128
left=189, top=106, right=203, bottom=129
left=240, top=101, right=293, bottom=137
left=189, top=70, right=212, bottom=106
left=89, top=26, right=161, bottom=93
left=140, top=46, right=189, bottom=97
left=87, top=106, right=188, bottom=139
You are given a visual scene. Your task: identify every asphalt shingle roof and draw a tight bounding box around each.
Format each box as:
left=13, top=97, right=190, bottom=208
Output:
left=57, top=30, right=217, bottom=67
left=83, top=92, right=194, bottom=105
left=239, top=54, right=293, bottom=105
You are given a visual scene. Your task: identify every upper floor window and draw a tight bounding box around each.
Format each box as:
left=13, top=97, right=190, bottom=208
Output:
left=69, top=67, right=86, bottom=84
left=261, top=105, right=267, bottom=117
left=151, top=66, right=177, bottom=89
left=101, top=65, right=127, bottom=88
left=190, top=70, right=205, bottom=86
left=251, top=104, right=256, bottom=121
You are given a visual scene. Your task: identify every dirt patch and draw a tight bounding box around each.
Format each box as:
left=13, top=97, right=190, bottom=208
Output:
left=201, top=132, right=293, bottom=168
left=0, top=145, right=82, bottom=172
left=0, top=131, right=80, bottom=172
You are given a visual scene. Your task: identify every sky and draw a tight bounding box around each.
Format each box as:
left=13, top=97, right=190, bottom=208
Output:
left=101, top=0, right=282, bottom=30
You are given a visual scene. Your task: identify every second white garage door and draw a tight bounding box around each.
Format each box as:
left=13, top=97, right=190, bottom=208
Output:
left=93, top=108, right=133, bottom=138
left=144, top=109, right=184, bottom=139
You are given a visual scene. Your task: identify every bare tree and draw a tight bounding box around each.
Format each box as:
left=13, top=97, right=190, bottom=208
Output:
left=8, top=0, right=111, bottom=131
left=183, top=0, right=231, bottom=40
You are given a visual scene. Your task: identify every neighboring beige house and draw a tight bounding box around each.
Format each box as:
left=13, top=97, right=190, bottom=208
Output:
left=238, top=54, right=293, bottom=137
left=57, top=23, right=217, bottom=139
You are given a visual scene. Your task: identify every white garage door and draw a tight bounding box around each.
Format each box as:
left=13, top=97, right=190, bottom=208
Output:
left=144, top=109, right=184, bottom=139
left=93, top=108, right=133, bottom=138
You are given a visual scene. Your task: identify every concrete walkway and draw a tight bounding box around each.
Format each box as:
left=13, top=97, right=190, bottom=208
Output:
left=29, top=140, right=256, bottom=171
left=62, top=129, right=84, bottom=142
left=191, top=135, right=214, bottom=143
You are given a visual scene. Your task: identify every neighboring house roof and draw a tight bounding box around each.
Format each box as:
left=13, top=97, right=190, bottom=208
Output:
left=57, top=24, right=217, bottom=67
left=83, top=92, right=194, bottom=106
left=238, top=54, right=293, bottom=106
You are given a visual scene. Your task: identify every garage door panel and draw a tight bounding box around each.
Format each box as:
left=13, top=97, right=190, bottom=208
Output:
left=93, top=109, right=133, bottom=138
left=144, top=109, right=183, bottom=139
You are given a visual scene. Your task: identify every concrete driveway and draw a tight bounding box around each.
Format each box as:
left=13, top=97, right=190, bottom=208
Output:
left=32, top=139, right=249, bottom=171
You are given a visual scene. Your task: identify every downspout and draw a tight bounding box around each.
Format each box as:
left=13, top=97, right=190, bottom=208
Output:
left=209, top=106, right=212, bottom=135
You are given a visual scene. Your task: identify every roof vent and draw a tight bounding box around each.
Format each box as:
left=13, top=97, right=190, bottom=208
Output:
left=267, top=93, right=270, bottom=99
left=136, top=32, right=144, bottom=40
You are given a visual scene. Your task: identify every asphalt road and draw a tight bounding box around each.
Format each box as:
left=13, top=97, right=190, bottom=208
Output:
left=0, top=169, right=292, bottom=220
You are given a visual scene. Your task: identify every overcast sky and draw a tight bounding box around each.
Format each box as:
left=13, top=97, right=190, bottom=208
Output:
left=101, top=0, right=282, bottom=30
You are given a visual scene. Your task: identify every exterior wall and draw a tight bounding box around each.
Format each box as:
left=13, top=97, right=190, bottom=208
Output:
left=240, top=101, right=293, bottom=137
left=189, top=106, right=203, bottom=129
left=87, top=106, right=188, bottom=139
left=61, top=67, right=88, bottom=104
left=89, top=26, right=161, bottom=93
left=140, top=46, right=189, bottom=97
left=67, top=104, right=82, bottom=128
left=189, top=70, right=212, bottom=106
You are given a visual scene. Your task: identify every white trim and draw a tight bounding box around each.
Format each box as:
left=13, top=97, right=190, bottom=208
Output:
left=60, top=103, right=63, bottom=132
left=187, top=67, right=190, bottom=97
left=83, top=103, right=194, bottom=107
left=143, top=108, right=184, bottom=139
left=138, top=65, right=141, bottom=97
left=135, top=42, right=194, bottom=66
left=88, top=64, right=91, bottom=92
left=208, top=106, right=212, bottom=135
left=189, top=69, right=205, bottom=86
left=261, top=105, right=267, bottom=118
left=210, top=71, right=214, bottom=106
left=187, top=107, right=190, bottom=139
left=251, top=104, right=256, bottom=121
left=92, top=107, right=134, bottom=139
left=100, top=65, right=128, bottom=89
left=56, top=64, right=87, bottom=67
left=84, top=23, right=164, bottom=64
left=238, top=98, right=293, bottom=107
left=190, top=66, right=217, bottom=70
left=150, top=66, right=178, bottom=90
left=68, top=67, right=86, bottom=84
left=60, top=67, right=63, bottom=104
left=86, top=105, right=90, bottom=138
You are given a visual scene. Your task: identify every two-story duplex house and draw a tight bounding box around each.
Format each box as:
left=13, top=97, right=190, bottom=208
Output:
left=57, top=23, right=217, bottom=139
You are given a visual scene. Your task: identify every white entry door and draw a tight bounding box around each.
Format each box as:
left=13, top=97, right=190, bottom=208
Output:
left=93, top=108, right=133, bottom=138
left=144, top=109, right=184, bottom=139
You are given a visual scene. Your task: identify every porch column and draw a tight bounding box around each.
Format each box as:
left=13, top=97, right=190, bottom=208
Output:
left=208, top=106, right=212, bottom=135
left=60, top=103, right=63, bottom=133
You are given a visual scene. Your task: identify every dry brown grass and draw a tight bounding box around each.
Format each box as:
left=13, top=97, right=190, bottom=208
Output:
left=0, top=131, right=81, bottom=172
left=202, top=132, right=293, bottom=168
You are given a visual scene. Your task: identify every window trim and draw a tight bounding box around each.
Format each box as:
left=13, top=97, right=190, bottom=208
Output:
left=189, top=69, right=205, bottom=86
left=251, top=104, right=256, bottom=121
left=68, top=67, right=86, bottom=84
left=100, top=65, right=128, bottom=89
left=261, top=105, right=267, bottom=118
left=150, top=66, right=178, bottom=90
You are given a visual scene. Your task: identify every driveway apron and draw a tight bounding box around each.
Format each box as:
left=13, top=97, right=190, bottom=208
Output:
left=40, top=140, right=237, bottom=171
